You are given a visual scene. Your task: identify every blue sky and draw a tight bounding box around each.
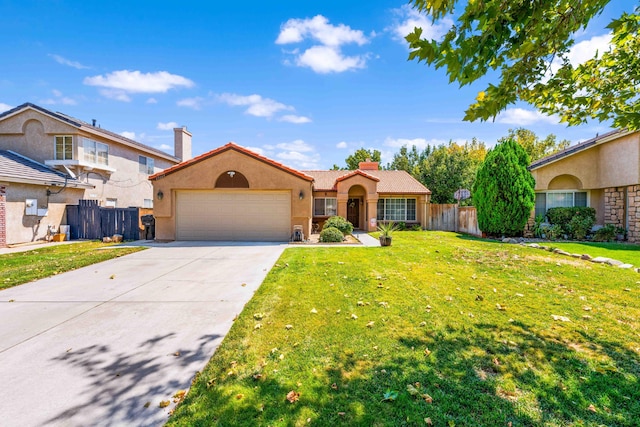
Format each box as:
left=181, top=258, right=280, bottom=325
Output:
left=0, top=1, right=633, bottom=169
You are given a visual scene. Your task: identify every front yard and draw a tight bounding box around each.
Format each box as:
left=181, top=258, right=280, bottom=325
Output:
left=167, top=231, right=639, bottom=426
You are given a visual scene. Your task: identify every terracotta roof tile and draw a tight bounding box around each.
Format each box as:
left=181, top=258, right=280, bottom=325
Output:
left=149, top=142, right=314, bottom=181
left=304, top=170, right=430, bottom=194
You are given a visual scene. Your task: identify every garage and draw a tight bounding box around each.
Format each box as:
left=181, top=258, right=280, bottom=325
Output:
left=176, top=190, right=291, bottom=241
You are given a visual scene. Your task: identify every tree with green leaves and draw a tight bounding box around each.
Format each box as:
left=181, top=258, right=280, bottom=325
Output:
left=473, top=139, right=535, bottom=237
left=499, top=128, right=570, bottom=161
left=387, top=145, right=428, bottom=176
left=406, top=1, right=640, bottom=130
left=345, top=148, right=382, bottom=170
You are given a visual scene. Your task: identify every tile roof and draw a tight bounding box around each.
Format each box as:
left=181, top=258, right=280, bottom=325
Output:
left=149, top=142, right=315, bottom=182
left=0, top=103, right=180, bottom=163
left=304, top=170, right=431, bottom=194
left=0, top=150, right=93, bottom=188
left=529, top=129, right=627, bottom=170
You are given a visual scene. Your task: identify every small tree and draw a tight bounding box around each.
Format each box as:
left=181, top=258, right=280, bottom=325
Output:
left=473, top=139, right=535, bottom=237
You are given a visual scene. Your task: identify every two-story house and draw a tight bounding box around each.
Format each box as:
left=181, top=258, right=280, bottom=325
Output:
left=0, top=103, right=189, bottom=246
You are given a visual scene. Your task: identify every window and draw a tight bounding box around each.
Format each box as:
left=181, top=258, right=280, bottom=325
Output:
left=377, top=198, right=416, bottom=221
left=535, top=191, right=588, bottom=218
left=105, top=198, right=117, bottom=208
left=139, top=156, right=154, bottom=174
left=143, top=199, right=153, bottom=208
left=83, top=138, right=109, bottom=165
left=314, top=198, right=337, bottom=216
left=54, top=136, right=73, bottom=160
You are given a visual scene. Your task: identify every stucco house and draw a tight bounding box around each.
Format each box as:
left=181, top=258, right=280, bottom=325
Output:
left=0, top=103, right=187, bottom=246
left=529, top=129, right=640, bottom=242
left=149, top=142, right=431, bottom=241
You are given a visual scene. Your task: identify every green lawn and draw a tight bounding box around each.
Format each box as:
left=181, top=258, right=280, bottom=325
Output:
left=0, top=242, right=145, bottom=290
left=542, top=240, right=640, bottom=266
left=167, top=232, right=640, bottom=426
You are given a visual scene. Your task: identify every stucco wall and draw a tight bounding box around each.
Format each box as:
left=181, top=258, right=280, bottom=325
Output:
left=0, top=109, right=178, bottom=208
left=151, top=149, right=313, bottom=240
left=1, top=182, right=85, bottom=244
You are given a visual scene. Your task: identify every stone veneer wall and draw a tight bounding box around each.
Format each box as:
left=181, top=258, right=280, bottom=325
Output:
left=0, top=185, right=6, bottom=248
left=626, top=185, right=640, bottom=243
left=604, top=186, right=640, bottom=243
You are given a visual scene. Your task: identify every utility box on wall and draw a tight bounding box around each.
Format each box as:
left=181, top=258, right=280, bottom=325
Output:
left=25, top=199, right=37, bottom=216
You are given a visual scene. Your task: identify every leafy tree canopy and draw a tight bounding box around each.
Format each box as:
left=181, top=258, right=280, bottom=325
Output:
left=345, top=148, right=382, bottom=170
left=406, top=1, right=640, bottom=130
left=499, top=128, right=570, bottom=161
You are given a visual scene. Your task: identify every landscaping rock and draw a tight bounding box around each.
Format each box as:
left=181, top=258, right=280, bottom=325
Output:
left=591, top=257, right=609, bottom=264
left=553, top=249, right=571, bottom=256
left=112, top=234, right=123, bottom=243
left=580, top=254, right=592, bottom=261
left=102, top=237, right=112, bottom=243
left=618, top=263, right=634, bottom=269
left=502, top=238, right=518, bottom=244
left=605, top=259, right=623, bottom=267
left=570, top=253, right=581, bottom=258
left=528, top=243, right=540, bottom=248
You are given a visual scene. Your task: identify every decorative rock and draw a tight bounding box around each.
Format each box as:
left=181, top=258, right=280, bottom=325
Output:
left=618, top=263, right=634, bottom=269
left=502, top=238, right=518, bottom=244
left=553, top=249, right=571, bottom=256
left=528, top=243, right=540, bottom=248
left=591, top=257, right=609, bottom=264
left=112, top=234, right=123, bottom=243
left=570, top=253, right=581, bottom=258
left=102, top=237, right=112, bottom=243
left=580, top=254, right=592, bottom=261
left=605, top=259, right=623, bottom=266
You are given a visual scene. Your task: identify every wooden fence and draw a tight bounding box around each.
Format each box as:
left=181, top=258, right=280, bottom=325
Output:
left=66, top=200, right=140, bottom=240
left=428, top=204, right=481, bottom=236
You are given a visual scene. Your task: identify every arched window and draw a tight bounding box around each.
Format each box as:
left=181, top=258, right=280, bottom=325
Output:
left=215, top=171, right=249, bottom=188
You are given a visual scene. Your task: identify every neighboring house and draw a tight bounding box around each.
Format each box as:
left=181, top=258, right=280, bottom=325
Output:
left=0, top=103, right=187, bottom=246
left=149, top=142, right=431, bottom=241
left=529, top=129, right=640, bottom=242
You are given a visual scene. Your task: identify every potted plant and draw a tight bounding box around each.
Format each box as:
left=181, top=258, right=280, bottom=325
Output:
left=378, top=221, right=397, bottom=246
left=616, top=226, right=628, bottom=241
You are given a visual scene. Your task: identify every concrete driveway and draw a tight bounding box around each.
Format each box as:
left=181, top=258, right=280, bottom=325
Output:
left=0, top=242, right=286, bottom=427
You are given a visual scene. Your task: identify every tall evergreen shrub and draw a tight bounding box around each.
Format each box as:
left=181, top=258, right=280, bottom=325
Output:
left=472, top=139, right=535, bottom=236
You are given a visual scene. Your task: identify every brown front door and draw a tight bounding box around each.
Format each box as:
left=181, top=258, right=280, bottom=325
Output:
left=347, top=198, right=359, bottom=228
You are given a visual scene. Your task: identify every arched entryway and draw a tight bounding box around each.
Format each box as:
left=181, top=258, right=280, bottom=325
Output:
left=347, top=185, right=366, bottom=229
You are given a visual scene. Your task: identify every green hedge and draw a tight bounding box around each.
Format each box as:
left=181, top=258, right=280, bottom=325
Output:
left=323, top=216, right=354, bottom=236
left=546, top=207, right=596, bottom=239
left=319, top=227, right=344, bottom=243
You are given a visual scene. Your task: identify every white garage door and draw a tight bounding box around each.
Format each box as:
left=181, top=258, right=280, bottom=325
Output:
left=176, top=191, right=291, bottom=241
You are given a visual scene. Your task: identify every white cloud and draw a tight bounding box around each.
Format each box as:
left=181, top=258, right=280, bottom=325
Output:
left=276, top=139, right=314, bottom=152
left=177, top=97, right=203, bottom=110
left=157, top=121, right=178, bottom=130
left=217, top=93, right=292, bottom=118
left=279, top=114, right=312, bottom=124
left=84, top=70, right=194, bottom=94
left=389, top=5, right=453, bottom=43
left=99, top=89, right=131, bottom=102
left=120, top=131, right=136, bottom=140
left=48, top=54, right=90, bottom=69
left=546, top=33, right=613, bottom=80
left=146, top=97, right=158, bottom=104
left=296, top=45, right=367, bottom=74
left=496, top=108, right=560, bottom=125
left=0, top=102, right=13, bottom=112
left=39, top=90, right=77, bottom=106
left=276, top=15, right=370, bottom=74
left=276, top=15, right=368, bottom=46
left=336, top=141, right=348, bottom=149
left=155, top=143, right=173, bottom=151
left=384, top=137, right=447, bottom=149
left=244, top=146, right=265, bottom=156
left=276, top=150, right=321, bottom=169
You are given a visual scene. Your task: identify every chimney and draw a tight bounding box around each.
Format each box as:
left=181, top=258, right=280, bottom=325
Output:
left=358, top=157, right=379, bottom=170
left=174, top=126, right=192, bottom=161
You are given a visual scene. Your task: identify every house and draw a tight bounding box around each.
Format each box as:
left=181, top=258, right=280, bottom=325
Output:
left=0, top=103, right=187, bottom=246
left=529, top=129, right=640, bottom=242
left=149, top=142, right=430, bottom=241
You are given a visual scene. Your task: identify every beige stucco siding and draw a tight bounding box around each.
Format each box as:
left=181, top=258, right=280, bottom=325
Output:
left=1, top=182, right=84, bottom=244
left=152, top=149, right=313, bottom=240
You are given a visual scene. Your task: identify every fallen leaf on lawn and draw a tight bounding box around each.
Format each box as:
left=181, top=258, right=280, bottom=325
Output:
left=419, top=321, right=427, bottom=327
left=173, top=351, right=181, bottom=357
left=475, top=295, right=484, bottom=301
left=285, top=324, right=293, bottom=330
left=159, top=400, right=170, bottom=408
left=286, top=390, right=300, bottom=403
left=552, top=315, right=571, bottom=322
left=496, top=303, right=506, bottom=311
left=235, top=394, right=244, bottom=400
left=351, top=313, right=358, bottom=320
left=445, top=296, right=453, bottom=301
left=310, top=308, right=318, bottom=314
left=422, top=394, right=433, bottom=403
left=279, top=354, right=284, bottom=360
left=366, top=321, right=374, bottom=328
left=331, top=383, right=338, bottom=390
left=583, top=315, right=592, bottom=320
left=424, top=347, right=432, bottom=357
left=378, top=301, right=389, bottom=308
left=426, top=305, right=432, bottom=310
left=336, top=309, right=341, bottom=314
left=143, top=401, right=151, bottom=408
left=425, top=418, right=433, bottom=425
left=206, top=378, right=216, bottom=387
left=338, top=261, right=344, bottom=264
left=338, top=412, right=346, bottom=416
left=407, top=384, right=419, bottom=396
left=515, top=293, right=524, bottom=297
left=254, top=323, right=262, bottom=330
left=173, top=390, right=187, bottom=403
left=357, top=301, right=365, bottom=306
left=583, top=306, right=592, bottom=311
left=493, top=358, right=500, bottom=366
left=587, top=404, right=597, bottom=412
left=253, top=313, right=265, bottom=320
left=253, top=373, right=263, bottom=380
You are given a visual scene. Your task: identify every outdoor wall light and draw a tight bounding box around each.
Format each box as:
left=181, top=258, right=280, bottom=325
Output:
left=157, top=190, right=164, bottom=200
left=299, top=190, right=304, bottom=200
left=227, top=171, right=236, bottom=178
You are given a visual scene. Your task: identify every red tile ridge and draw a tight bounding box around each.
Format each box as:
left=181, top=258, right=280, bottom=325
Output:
left=335, top=169, right=381, bottom=182
left=149, top=142, right=314, bottom=181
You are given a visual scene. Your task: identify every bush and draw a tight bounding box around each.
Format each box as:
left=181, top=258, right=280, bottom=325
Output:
left=319, top=226, right=344, bottom=243
left=473, top=139, right=535, bottom=237
left=594, top=224, right=617, bottom=242
left=546, top=207, right=596, bottom=239
left=323, top=216, right=353, bottom=235
left=542, top=224, right=563, bottom=240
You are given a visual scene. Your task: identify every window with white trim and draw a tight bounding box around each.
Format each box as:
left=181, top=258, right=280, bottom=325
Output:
left=83, top=138, right=109, bottom=165
left=54, top=136, right=73, bottom=160
left=535, top=191, right=588, bottom=218
left=314, top=198, right=337, bottom=216
left=143, top=199, right=153, bottom=208
left=377, top=198, right=417, bottom=221
left=139, top=155, right=155, bottom=174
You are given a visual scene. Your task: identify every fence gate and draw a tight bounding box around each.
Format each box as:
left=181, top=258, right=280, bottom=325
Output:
left=66, top=200, right=140, bottom=240
left=428, top=204, right=481, bottom=236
